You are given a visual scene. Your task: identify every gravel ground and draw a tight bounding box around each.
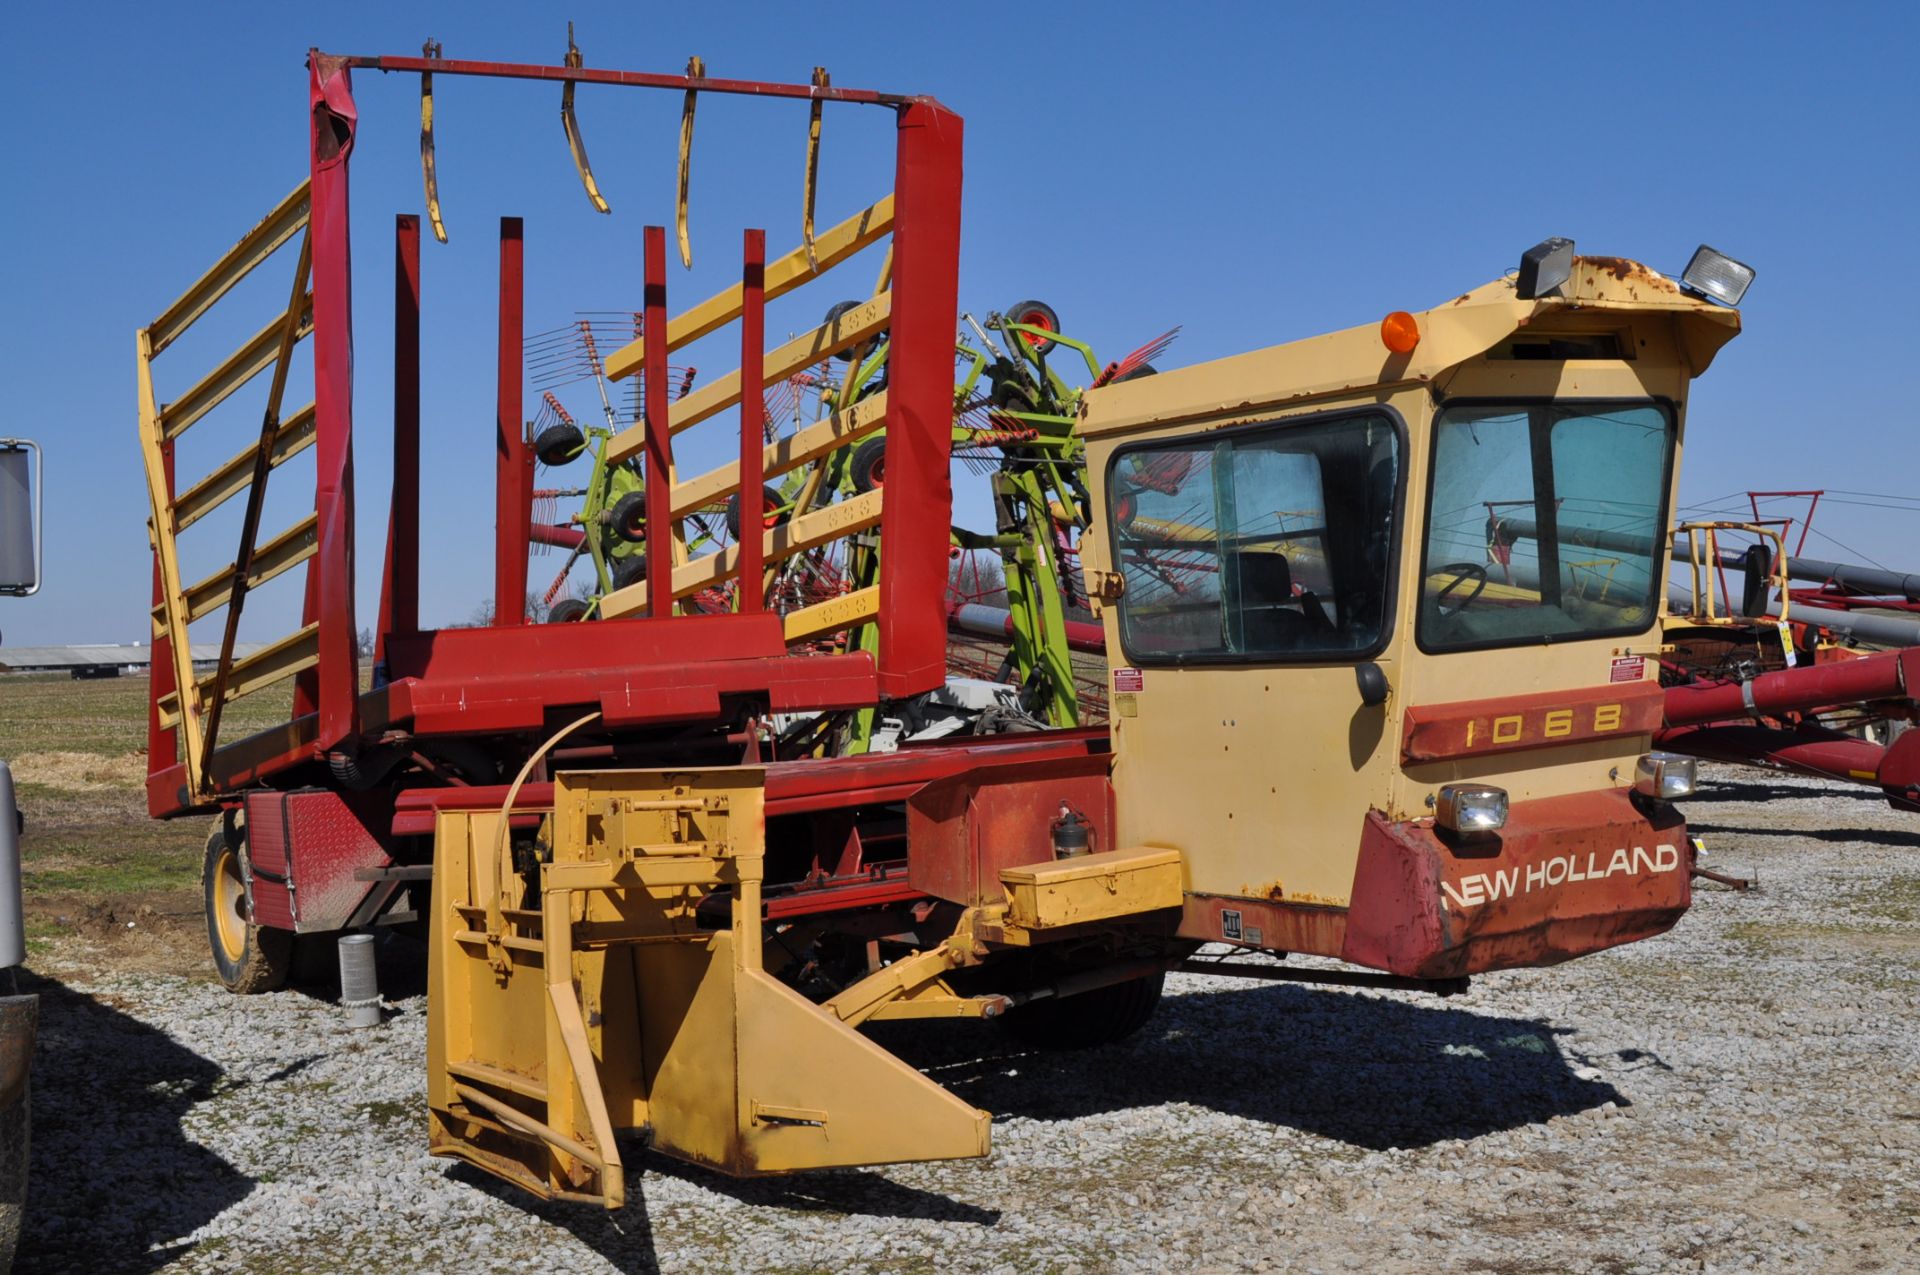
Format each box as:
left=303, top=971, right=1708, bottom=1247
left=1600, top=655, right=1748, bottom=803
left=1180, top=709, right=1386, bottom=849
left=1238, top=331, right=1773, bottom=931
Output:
left=15, top=764, right=1920, bottom=1274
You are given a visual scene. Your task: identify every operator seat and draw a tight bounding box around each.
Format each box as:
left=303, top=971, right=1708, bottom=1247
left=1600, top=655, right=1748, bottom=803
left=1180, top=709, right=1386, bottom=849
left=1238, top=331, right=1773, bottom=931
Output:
left=1234, top=551, right=1331, bottom=652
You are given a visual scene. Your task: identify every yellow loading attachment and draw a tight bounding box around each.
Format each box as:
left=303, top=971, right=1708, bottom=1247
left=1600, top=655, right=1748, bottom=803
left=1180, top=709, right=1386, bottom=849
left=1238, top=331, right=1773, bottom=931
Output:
left=427, top=768, right=992, bottom=1207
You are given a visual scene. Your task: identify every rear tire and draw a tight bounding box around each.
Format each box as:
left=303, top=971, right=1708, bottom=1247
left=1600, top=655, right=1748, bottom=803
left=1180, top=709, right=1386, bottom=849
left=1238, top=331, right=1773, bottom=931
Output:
left=203, top=823, right=291, bottom=995
left=999, top=971, right=1163, bottom=1050
left=547, top=597, right=591, bottom=623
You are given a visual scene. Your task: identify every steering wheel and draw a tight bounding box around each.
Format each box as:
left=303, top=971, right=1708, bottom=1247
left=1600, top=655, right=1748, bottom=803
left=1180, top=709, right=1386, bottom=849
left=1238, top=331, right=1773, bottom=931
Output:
left=1433, top=561, right=1489, bottom=616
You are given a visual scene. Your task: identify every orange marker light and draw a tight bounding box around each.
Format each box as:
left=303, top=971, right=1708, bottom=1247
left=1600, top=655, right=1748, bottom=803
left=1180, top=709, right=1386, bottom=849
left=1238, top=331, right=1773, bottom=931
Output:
left=1380, top=310, right=1420, bottom=354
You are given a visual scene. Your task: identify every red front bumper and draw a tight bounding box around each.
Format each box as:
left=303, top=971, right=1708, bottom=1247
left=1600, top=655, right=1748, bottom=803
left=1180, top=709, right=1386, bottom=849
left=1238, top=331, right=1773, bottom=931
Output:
left=1340, top=790, right=1691, bottom=979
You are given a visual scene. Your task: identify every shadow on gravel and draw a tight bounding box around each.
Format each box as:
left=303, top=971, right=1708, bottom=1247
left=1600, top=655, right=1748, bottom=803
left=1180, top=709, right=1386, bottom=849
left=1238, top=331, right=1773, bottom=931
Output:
left=1687, top=778, right=1889, bottom=806
left=449, top=1132, right=1000, bottom=1273
left=1688, top=819, right=1920, bottom=848
left=876, top=980, right=1629, bottom=1153
left=15, top=969, right=253, bottom=1274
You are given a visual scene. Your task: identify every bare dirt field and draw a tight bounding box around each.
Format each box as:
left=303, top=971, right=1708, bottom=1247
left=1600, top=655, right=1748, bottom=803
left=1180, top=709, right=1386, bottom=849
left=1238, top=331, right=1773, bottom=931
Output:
left=2, top=671, right=1917, bottom=1273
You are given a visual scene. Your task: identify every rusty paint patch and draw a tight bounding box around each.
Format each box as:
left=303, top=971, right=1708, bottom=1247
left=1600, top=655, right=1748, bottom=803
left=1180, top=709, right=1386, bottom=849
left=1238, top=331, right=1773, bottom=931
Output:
left=1576, top=256, right=1681, bottom=294
left=1178, top=894, right=1348, bottom=955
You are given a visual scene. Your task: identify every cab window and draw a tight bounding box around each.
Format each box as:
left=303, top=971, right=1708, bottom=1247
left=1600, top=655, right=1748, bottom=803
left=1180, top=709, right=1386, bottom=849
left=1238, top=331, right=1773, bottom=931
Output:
left=1109, top=412, right=1400, bottom=663
left=1419, top=401, right=1672, bottom=651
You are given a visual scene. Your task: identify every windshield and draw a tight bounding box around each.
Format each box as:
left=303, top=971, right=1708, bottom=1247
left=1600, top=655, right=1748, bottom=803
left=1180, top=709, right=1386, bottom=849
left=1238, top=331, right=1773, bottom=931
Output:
left=1419, top=401, right=1673, bottom=651
left=1109, top=412, right=1401, bottom=662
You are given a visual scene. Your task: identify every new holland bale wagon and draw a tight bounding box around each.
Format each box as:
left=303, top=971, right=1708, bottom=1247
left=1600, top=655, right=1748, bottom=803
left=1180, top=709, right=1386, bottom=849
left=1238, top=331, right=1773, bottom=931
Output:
left=139, top=45, right=1753, bottom=1207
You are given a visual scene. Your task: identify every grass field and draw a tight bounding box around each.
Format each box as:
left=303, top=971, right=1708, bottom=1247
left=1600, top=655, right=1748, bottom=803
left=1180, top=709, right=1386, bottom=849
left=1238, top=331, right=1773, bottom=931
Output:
left=0, top=671, right=292, bottom=969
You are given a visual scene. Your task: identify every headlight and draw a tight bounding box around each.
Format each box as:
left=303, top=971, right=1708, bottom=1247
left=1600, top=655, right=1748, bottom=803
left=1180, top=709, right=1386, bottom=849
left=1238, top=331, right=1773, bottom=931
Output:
left=1635, top=752, right=1698, bottom=800
left=1680, top=245, right=1754, bottom=307
left=1436, top=784, right=1508, bottom=836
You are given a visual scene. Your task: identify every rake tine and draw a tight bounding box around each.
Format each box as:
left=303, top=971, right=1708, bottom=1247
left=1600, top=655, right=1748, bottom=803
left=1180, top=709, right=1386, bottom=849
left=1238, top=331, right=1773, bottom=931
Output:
left=677, top=56, right=704, bottom=269
left=420, top=40, right=448, bottom=243
left=561, top=23, right=612, bottom=214
left=803, top=66, right=828, bottom=271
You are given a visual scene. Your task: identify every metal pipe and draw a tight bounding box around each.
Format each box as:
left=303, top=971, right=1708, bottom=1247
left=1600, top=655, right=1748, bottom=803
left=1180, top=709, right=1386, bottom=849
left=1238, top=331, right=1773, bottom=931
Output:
left=1666, top=584, right=1920, bottom=648
left=948, top=600, right=1104, bottom=654
left=1492, top=514, right=1658, bottom=559
left=1709, top=546, right=1920, bottom=603
left=1663, top=646, right=1919, bottom=727
left=337, top=52, right=914, bottom=107
left=1657, top=722, right=1885, bottom=783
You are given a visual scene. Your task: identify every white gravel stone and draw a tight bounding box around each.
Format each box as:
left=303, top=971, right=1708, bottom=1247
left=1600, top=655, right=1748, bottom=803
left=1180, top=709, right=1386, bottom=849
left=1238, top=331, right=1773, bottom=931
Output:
left=15, top=764, right=1920, bottom=1271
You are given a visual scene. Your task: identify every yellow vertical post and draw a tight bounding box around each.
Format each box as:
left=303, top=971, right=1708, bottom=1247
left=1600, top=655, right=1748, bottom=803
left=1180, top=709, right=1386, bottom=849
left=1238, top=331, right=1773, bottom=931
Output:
left=137, top=328, right=207, bottom=796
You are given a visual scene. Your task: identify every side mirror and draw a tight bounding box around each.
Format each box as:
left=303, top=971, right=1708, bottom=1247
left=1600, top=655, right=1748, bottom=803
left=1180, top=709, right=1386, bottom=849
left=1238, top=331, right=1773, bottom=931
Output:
left=1355, top=661, right=1390, bottom=707
left=0, top=440, right=40, bottom=598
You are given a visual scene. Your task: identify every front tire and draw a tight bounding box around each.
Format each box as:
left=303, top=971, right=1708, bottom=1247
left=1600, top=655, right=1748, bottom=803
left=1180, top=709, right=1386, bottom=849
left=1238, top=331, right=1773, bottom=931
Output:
left=999, top=971, right=1164, bottom=1050
left=203, top=822, right=291, bottom=994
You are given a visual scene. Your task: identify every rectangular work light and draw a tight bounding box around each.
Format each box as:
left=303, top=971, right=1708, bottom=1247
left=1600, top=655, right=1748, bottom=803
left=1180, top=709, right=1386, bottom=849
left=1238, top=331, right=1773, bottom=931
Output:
left=1435, top=784, right=1509, bottom=836
left=1516, top=237, right=1575, bottom=300
left=1634, top=752, right=1698, bottom=801
left=1679, top=245, right=1754, bottom=307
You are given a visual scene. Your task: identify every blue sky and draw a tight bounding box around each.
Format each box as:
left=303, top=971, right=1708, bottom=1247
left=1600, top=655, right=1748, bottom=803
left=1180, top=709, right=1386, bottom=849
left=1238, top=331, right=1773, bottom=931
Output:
left=2, top=1, right=1915, bottom=646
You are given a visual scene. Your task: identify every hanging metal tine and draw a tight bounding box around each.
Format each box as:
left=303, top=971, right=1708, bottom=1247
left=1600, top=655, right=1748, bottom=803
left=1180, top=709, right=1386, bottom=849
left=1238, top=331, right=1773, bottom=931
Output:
left=677, top=56, right=704, bottom=269
left=561, top=23, right=611, bottom=214
left=803, top=67, right=829, bottom=271
left=420, top=40, right=448, bottom=243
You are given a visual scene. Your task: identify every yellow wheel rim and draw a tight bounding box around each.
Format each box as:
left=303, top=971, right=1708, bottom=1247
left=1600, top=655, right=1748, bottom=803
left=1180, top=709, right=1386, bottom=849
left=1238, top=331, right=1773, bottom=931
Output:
left=211, top=845, right=249, bottom=963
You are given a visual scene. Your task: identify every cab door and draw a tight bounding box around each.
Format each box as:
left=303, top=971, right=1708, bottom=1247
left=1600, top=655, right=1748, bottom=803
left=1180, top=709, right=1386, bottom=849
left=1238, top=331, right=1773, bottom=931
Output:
left=1097, top=404, right=1410, bottom=910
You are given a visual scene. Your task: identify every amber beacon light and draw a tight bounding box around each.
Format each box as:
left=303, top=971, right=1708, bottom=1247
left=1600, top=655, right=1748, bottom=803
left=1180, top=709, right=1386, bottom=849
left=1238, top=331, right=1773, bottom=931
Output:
left=1379, top=310, right=1420, bottom=354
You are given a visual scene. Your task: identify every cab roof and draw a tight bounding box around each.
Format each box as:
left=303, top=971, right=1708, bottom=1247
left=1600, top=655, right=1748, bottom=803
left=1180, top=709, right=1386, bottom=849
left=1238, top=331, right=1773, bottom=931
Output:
left=1079, top=256, right=1742, bottom=439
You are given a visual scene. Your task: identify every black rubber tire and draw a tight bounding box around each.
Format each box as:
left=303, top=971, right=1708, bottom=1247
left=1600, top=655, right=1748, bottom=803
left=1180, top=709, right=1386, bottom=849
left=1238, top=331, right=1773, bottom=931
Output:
left=1004, top=299, right=1060, bottom=356
left=203, top=822, right=292, bottom=995
left=849, top=437, right=887, bottom=493
left=612, top=553, right=648, bottom=591
left=534, top=421, right=587, bottom=467
left=609, top=490, right=648, bottom=544
left=547, top=597, right=591, bottom=623
left=823, top=299, right=865, bottom=362
left=726, top=484, right=788, bottom=539
left=999, top=971, right=1164, bottom=1050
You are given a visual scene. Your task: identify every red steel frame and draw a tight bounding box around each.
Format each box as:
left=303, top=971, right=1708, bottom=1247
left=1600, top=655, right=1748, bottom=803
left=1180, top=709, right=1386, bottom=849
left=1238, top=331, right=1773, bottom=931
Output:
left=146, top=50, right=965, bottom=818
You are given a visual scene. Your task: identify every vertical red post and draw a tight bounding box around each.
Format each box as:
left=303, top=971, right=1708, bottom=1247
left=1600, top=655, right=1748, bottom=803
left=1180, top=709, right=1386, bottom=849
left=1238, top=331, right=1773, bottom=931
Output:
left=377, top=214, right=422, bottom=664
left=737, top=229, right=766, bottom=613
left=307, top=53, right=362, bottom=749
left=146, top=440, right=179, bottom=817
left=874, top=101, right=963, bottom=696
left=494, top=217, right=529, bottom=625
left=642, top=225, right=673, bottom=621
